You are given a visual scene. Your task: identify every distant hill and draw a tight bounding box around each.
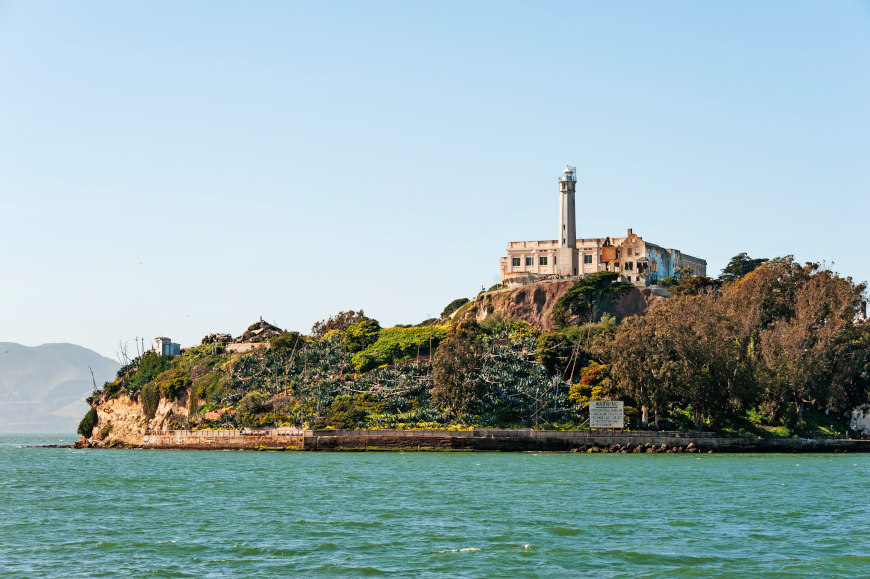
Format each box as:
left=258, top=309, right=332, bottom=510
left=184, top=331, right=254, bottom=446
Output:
left=0, top=343, right=119, bottom=433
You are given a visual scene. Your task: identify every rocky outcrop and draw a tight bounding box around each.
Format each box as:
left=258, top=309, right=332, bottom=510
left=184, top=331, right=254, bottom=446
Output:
left=234, top=320, right=283, bottom=343
left=86, top=392, right=189, bottom=447
left=456, top=280, right=666, bottom=331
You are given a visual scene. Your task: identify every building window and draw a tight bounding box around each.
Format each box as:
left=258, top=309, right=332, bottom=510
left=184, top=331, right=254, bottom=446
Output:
left=627, top=248, right=633, bottom=256
left=539, top=256, right=548, bottom=266
left=625, top=262, right=633, bottom=271
left=584, top=254, right=592, bottom=264
left=525, top=257, right=533, bottom=266
left=512, top=257, right=520, bottom=267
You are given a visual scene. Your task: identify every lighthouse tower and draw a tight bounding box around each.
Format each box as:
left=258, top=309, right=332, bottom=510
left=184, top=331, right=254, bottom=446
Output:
left=556, top=164, right=578, bottom=276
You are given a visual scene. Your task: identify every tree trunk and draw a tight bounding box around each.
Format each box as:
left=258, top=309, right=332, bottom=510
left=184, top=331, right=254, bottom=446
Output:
left=641, top=404, right=649, bottom=428
left=795, top=396, right=805, bottom=425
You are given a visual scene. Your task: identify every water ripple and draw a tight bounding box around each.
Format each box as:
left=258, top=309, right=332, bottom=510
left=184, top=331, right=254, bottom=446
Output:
left=1, top=436, right=869, bottom=577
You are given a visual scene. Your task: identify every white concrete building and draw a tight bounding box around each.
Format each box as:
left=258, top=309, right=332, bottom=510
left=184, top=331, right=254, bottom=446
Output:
left=499, top=165, right=706, bottom=288
left=154, top=337, right=181, bottom=357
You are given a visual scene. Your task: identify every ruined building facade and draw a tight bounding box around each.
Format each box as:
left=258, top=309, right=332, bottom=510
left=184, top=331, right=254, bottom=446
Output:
left=499, top=165, right=706, bottom=288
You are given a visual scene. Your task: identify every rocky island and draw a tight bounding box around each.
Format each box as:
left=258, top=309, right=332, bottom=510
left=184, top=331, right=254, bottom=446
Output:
left=77, top=256, right=870, bottom=452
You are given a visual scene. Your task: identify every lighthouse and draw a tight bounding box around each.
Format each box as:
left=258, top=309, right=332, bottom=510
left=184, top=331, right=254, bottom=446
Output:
left=555, top=164, right=578, bottom=276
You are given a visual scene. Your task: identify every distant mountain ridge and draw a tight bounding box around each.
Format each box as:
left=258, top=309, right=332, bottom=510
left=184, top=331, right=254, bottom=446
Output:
left=0, top=342, right=119, bottom=432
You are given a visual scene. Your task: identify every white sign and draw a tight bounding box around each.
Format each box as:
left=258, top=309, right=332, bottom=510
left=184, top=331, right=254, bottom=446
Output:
left=589, top=400, right=624, bottom=429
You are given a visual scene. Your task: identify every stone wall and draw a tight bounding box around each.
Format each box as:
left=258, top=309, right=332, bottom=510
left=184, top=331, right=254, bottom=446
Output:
left=139, top=428, right=870, bottom=452
left=143, top=427, right=303, bottom=450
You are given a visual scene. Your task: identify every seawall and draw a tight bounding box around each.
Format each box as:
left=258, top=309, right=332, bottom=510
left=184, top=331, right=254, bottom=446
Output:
left=138, top=428, right=870, bottom=452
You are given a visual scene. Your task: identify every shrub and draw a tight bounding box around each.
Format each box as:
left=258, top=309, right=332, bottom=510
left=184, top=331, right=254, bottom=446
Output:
left=344, top=317, right=382, bottom=353
left=320, top=329, right=344, bottom=342
left=351, top=325, right=449, bottom=372
left=479, top=313, right=539, bottom=341
left=189, top=371, right=229, bottom=415
left=128, top=351, right=172, bottom=393
left=569, top=362, right=610, bottom=407
left=237, top=391, right=270, bottom=427
left=321, top=394, right=383, bottom=429
left=77, top=408, right=98, bottom=437
left=237, top=391, right=267, bottom=416
left=155, top=368, right=191, bottom=401
left=441, top=298, right=470, bottom=319
left=141, top=382, right=160, bottom=419
left=311, top=310, right=366, bottom=337
left=271, top=331, right=303, bottom=354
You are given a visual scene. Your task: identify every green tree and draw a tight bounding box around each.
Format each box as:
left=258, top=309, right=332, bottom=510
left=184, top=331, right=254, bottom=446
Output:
left=757, top=264, right=866, bottom=426
left=432, top=333, right=483, bottom=412
left=311, top=310, right=366, bottom=338
left=596, top=311, right=676, bottom=428
left=719, top=252, right=768, bottom=283
left=552, top=271, right=633, bottom=326
left=271, top=331, right=303, bottom=354
left=536, top=331, right=572, bottom=377
left=668, top=275, right=721, bottom=296
left=344, top=317, right=382, bottom=353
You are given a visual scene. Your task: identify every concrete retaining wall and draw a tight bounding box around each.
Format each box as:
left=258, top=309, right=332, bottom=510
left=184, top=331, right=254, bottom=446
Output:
left=139, top=428, right=870, bottom=452
left=143, top=427, right=304, bottom=450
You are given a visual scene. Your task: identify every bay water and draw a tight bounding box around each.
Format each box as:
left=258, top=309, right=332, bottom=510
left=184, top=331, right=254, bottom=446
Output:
left=1, top=433, right=868, bottom=577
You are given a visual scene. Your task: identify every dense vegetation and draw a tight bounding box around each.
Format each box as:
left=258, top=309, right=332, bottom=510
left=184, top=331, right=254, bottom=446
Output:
left=82, top=254, right=869, bottom=438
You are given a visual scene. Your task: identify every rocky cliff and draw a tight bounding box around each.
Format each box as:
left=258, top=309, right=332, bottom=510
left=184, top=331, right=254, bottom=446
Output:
left=83, top=392, right=189, bottom=447
left=456, top=280, right=665, bottom=330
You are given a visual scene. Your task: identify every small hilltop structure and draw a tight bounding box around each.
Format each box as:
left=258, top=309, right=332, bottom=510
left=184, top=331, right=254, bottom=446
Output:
left=153, top=337, right=180, bottom=357
left=499, top=165, right=706, bottom=288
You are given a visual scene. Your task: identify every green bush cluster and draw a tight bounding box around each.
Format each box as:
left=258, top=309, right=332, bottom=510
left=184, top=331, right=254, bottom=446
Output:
left=153, top=368, right=191, bottom=401
left=314, top=393, right=384, bottom=429
left=441, top=297, right=469, bottom=319
left=344, top=317, right=382, bottom=353
left=351, top=325, right=449, bottom=373
left=270, top=331, right=303, bottom=354
left=77, top=407, right=98, bottom=437
left=141, top=382, right=160, bottom=419
left=189, top=371, right=230, bottom=415
left=479, top=313, right=539, bottom=342
left=127, top=352, right=172, bottom=392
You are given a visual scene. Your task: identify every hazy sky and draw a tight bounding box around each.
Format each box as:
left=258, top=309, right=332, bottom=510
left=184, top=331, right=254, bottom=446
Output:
left=1, top=1, right=868, bottom=359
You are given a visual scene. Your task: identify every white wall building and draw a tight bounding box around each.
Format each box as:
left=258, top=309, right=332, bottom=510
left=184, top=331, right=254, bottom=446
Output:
left=500, top=165, right=706, bottom=288
left=154, top=337, right=181, bottom=357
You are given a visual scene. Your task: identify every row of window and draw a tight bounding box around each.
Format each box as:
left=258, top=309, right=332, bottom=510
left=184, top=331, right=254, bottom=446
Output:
left=512, top=254, right=595, bottom=267
left=513, top=257, right=549, bottom=266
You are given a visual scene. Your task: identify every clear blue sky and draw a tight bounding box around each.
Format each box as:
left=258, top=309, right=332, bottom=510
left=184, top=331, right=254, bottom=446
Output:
left=1, top=1, right=868, bottom=359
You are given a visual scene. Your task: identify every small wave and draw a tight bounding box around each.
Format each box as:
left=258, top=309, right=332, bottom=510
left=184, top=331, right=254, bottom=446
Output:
left=550, top=526, right=581, bottom=536
left=436, top=547, right=481, bottom=553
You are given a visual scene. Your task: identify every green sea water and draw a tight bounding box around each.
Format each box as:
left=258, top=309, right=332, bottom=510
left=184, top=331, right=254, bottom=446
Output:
left=1, top=434, right=869, bottom=577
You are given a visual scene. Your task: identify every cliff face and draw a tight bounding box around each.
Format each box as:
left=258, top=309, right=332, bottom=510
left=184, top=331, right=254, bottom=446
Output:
left=88, top=392, right=189, bottom=447
left=456, top=280, right=665, bottom=330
